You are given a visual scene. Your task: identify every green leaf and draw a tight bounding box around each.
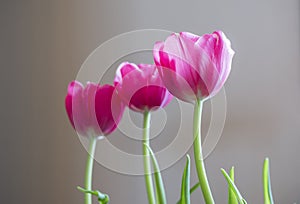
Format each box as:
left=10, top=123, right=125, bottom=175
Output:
left=179, top=155, right=191, bottom=204
left=263, top=158, right=274, bottom=204
left=228, top=167, right=238, bottom=204
left=176, top=182, right=200, bottom=204
left=189, top=182, right=200, bottom=195
left=144, top=144, right=167, bottom=204
left=221, top=169, right=247, bottom=204
left=77, top=186, right=109, bottom=204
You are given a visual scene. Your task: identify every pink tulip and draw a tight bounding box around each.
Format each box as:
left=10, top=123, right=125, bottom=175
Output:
left=114, top=62, right=173, bottom=112
left=153, top=30, right=234, bottom=102
left=65, top=81, right=124, bottom=137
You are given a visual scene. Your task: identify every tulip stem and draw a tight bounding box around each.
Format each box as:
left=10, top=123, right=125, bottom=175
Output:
left=84, top=136, right=97, bottom=204
left=143, top=110, right=155, bottom=204
left=193, top=99, right=215, bottom=204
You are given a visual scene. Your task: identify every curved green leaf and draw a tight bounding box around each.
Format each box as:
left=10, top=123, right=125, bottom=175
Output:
left=179, top=155, right=191, bottom=204
left=263, top=158, right=274, bottom=204
left=77, top=186, right=109, bottom=204
left=144, top=143, right=167, bottom=204
left=221, top=169, right=247, bottom=204
left=228, top=167, right=238, bottom=204
left=176, top=182, right=200, bottom=204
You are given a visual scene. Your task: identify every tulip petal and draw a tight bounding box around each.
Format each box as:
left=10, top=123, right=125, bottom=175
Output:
left=114, top=62, right=139, bottom=86
left=65, top=94, right=75, bottom=128
left=95, top=84, right=125, bottom=135
left=153, top=41, right=165, bottom=66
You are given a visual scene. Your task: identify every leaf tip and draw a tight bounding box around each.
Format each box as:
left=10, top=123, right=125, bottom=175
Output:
left=186, top=154, right=190, bottom=161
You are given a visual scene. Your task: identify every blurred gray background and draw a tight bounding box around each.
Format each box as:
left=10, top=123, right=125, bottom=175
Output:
left=1, top=0, right=299, bottom=203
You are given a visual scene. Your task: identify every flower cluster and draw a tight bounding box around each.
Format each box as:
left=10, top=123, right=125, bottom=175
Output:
left=65, top=30, right=233, bottom=138
left=64, top=31, right=274, bottom=204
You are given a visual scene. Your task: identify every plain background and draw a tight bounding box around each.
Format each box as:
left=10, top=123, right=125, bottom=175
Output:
left=1, top=0, right=299, bottom=203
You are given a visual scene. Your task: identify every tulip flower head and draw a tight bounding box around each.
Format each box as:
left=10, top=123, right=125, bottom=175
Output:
left=114, top=62, right=173, bottom=112
left=153, top=30, right=234, bottom=102
left=65, top=81, right=124, bottom=137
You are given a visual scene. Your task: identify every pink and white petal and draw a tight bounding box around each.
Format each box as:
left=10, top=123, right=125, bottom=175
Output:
left=153, top=41, right=164, bottom=65
left=158, top=66, right=198, bottom=103
left=180, top=32, right=200, bottom=43
left=114, top=62, right=139, bottom=85
left=84, top=82, right=101, bottom=135
left=71, top=86, right=88, bottom=135
left=67, top=80, right=84, bottom=95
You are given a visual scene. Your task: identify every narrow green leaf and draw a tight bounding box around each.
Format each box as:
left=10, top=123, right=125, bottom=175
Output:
left=263, top=158, right=274, bottom=204
left=179, top=155, right=191, bottom=204
left=190, top=182, right=200, bottom=194
left=144, top=143, right=167, bottom=204
left=228, top=167, right=238, bottom=204
left=221, top=168, right=247, bottom=204
left=176, top=182, right=200, bottom=204
left=77, top=186, right=109, bottom=204
left=77, top=186, right=98, bottom=196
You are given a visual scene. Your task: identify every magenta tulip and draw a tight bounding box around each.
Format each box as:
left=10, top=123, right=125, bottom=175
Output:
left=114, top=62, right=171, bottom=203
left=114, top=62, right=173, bottom=112
left=153, top=30, right=234, bottom=102
left=65, top=81, right=124, bottom=137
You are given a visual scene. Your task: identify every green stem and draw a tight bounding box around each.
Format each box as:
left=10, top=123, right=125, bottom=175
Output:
left=193, top=99, right=215, bottom=204
left=84, top=136, right=97, bottom=204
left=143, top=111, right=155, bottom=204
